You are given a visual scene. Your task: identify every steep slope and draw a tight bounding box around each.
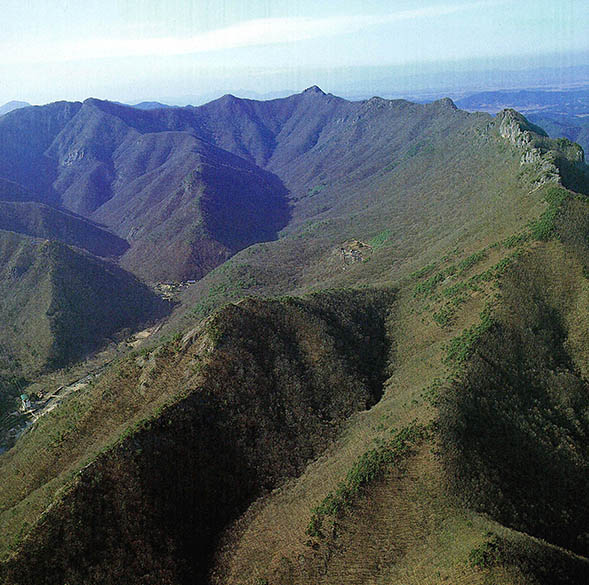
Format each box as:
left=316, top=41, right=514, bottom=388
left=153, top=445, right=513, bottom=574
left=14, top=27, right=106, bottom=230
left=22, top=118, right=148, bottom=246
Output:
left=209, top=195, right=589, bottom=585
left=526, top=113, right=589, bottom=157
left=93, top=131, right=289, bottom=282
left=0, top=290, right=393, bottom=584
left=190, top=87, right=357, bottom=169
left=159, top=115, right=589, bottom=584
left=0, top=89, right=546, bottom=285
left=0, top=89, right=549, bottom=285
left=439, top=242, right=589, bottom=558
left=0, top=230, right=166, bottom=376
left=1, top=95, right=589, bottom=585
left=0, top=101, right=82, bottom=203
left=43, top=99, right=139, bottom=215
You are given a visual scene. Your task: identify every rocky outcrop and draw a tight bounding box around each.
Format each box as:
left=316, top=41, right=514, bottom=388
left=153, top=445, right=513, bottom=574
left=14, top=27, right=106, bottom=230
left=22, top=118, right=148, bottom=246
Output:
left=498, top=109, right=538, bottom=147
left=496, top=109, right=561, bottom=185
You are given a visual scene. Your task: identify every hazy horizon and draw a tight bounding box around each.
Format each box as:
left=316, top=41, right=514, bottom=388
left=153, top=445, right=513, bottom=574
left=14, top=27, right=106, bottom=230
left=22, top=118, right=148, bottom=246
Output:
left=2, top=0, right=588, bottom=106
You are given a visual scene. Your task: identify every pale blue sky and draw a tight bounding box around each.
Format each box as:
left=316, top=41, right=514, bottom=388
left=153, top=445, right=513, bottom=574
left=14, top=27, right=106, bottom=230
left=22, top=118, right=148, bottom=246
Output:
left=1, top=0, right=588, bottom=104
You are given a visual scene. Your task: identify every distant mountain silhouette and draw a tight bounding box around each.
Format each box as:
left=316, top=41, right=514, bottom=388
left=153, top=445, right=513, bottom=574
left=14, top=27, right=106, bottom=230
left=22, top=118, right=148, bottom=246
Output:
left=0, top=101, right=30, bottom=116
left=132, top=101, right=174, bottom=110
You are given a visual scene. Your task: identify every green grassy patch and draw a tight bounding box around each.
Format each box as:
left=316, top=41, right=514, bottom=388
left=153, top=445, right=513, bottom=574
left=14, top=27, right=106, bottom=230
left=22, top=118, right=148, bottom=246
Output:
left=306, top=423, right=427, bottom=539
left=408, top=262, right=438, bottom=281
left=457, top=250, right=488, bottom=275
left=413, top=272, right=447, bottom=297
left=307, top=183, right=327, bottom=197
left=528, top=186, right=570, bottom=241
left=444, top=304, right=493, bottom=367
left=368, top=229, right=391, bottom=249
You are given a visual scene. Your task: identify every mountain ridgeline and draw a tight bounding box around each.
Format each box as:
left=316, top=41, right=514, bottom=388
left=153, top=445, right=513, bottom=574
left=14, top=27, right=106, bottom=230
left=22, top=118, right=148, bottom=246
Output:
left=3, top=87, right=583, bottom=284
left=1, top=88, right=589, bottom=584
left=0, top=230, right=165, bottom=375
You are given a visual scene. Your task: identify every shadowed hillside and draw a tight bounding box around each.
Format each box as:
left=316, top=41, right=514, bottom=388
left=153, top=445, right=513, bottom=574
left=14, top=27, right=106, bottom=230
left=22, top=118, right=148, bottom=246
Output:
left=0, top=101, right=82, bottom=204
left=1, top=91, right=589, bottom=585
left=0, top=97, right=293, bottom=281
left=439, top=198, right=589, bottom=560
left=94, top=134, right=290, bottom=282
left=0, top=201, right=127, bottom=257
left=0, top=289, right=393, bottom=584
left=0, top=231, right=167, bottom=377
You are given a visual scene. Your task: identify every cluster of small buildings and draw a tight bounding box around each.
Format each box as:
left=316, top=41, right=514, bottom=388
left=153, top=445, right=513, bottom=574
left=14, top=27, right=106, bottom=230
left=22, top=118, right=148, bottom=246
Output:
left=153, top=279, right=198, bottom=300
left=340, top=239, right=373, bottom=265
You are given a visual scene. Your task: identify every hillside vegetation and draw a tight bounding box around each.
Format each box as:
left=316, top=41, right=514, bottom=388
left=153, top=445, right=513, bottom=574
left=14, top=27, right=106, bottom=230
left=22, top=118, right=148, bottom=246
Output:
left=0, top=88, right=578, bottom=285
left=0, top=200, right=127, bottom=257
left=0, top=97, right=292, bottom=281
left=1, top=91, right=589, bottom=584
left=0, top=290, right=393, bottom=584
left=0, top=230, right=167, bottom=377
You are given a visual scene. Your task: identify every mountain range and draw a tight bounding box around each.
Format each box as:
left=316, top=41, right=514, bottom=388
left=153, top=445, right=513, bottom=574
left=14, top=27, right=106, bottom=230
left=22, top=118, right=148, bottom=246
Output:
left=0, top=87, right=589, bottom=584
left=455, top=87, right=589, bottom=156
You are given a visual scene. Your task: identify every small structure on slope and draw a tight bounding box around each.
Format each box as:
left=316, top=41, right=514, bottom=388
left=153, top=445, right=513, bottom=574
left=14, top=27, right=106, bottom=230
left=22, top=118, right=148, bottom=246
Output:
left=340, top=239, right=373, bottom=265
left=19, top=393, right=31, bottom=411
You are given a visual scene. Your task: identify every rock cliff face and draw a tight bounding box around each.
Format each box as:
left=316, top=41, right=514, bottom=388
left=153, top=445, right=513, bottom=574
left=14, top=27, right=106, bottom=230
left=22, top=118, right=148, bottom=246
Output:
left=497, top=108, right=588, bottom=193
left=497, top=109, right=562, bottom=186
left=497, top=109, right=542, bottom=147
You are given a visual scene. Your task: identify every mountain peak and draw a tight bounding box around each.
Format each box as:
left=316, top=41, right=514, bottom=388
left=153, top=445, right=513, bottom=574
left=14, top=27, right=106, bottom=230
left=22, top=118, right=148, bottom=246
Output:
left=432, top=97, right=457, bottom=110
left=302, top=85, right=326, bottom=96
left=82, top=97, right=106, bottom=107
left=0, top=100, right=31, bottom=116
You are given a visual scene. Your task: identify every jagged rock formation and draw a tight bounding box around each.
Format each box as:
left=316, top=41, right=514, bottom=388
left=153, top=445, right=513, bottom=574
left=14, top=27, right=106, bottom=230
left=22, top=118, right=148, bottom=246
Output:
left=497, top=109, right=563, bottom=185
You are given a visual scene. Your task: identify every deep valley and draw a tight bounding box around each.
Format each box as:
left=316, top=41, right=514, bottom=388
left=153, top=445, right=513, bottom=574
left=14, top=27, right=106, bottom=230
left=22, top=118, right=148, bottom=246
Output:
left=0, top=88, right=588, bottom=584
